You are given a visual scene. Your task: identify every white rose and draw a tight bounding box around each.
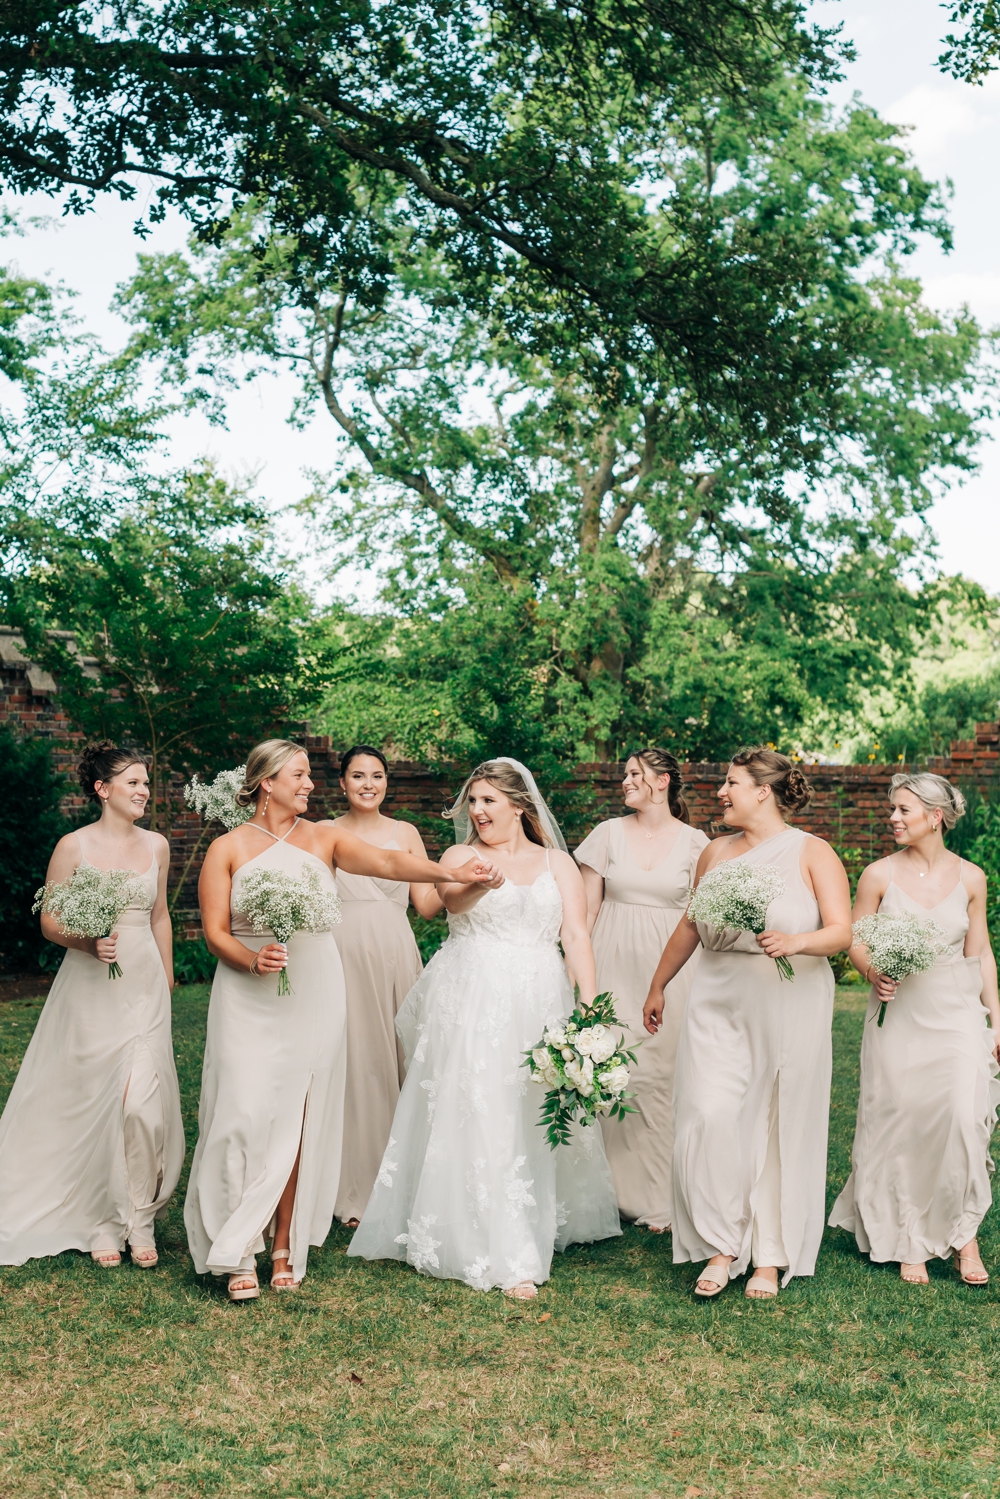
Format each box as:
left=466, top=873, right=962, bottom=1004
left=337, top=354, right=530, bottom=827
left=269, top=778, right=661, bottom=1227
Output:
left=590, top=1031, right=619, bottom=1064
left=561, top=1047, right=575, bottom=1061
left=574, top=1025, right=600, bottom=1057
left=598, top=1065, right=629, bottom=1096
left=532, top=1047, right=551, bottom=1071
left=564, top=1057, right=595, bottom=1096
left=544, top=1026, right=566, bottom=1046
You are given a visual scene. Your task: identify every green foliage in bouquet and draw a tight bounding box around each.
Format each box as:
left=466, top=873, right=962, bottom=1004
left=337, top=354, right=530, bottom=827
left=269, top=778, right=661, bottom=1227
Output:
left=525, top=992, right=638, bottom=1150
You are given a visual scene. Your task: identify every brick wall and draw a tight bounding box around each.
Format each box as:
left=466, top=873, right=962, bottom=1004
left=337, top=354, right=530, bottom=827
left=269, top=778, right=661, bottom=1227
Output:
left=3, top=635, right=998, bottom=937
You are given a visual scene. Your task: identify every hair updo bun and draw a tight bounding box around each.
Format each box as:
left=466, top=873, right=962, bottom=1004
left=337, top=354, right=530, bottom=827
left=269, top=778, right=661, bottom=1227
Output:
left=78, top=741, right=149, bottom=803
left=235, top=739, right=307, bottom=809
left=730, top=747, right=813, bottom=817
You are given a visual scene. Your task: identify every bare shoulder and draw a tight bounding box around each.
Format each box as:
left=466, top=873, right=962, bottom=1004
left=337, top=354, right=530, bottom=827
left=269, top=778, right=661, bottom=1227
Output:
left=803, top=833, right=847, bottom=870
left=440, top=843, right=478, bottom=870
left=150, top=830, right=170, bottom=853
left=393, top=819, right=426, bottom=852
left=700, top=834, right=741, bottom=871
left=51, top=828, right=82, bottom=860
left=961, top=859, right=989, bottom=896
left=856, top=857, right=891, bottom=898
left=550, top=848, right=582, bottom=879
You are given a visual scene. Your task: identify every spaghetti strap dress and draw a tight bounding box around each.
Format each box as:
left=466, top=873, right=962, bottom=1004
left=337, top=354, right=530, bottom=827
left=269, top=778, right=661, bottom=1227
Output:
left=184, top=823, right=347, bottom=1284
left=0, top=831, right=184, bottom=1263
left=575, top=818, right=708, bottom=1228
left=333, top=831, right=423, bottom=1223
left=671, top=827, right=834, bottom=1285
left=829, top=864, right=1000, bottom=1264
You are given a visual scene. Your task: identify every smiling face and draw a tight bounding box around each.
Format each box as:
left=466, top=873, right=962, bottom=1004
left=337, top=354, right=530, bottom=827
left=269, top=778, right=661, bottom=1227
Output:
left=340, top=754, right=388, bottom=813
left=96, top=763, right=150, bottom=822
left=717, top=763, right=769, bottom=825
left=889, top=788, right=941, bottom=845
left=467, top=779, right=521, bottom=846
left=622, top=755, right=669, bottom=811
left=260, top=751, right=313, bottom=816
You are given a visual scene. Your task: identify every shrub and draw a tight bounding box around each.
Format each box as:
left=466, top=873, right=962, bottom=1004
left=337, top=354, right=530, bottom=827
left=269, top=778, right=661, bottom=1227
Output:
left=172, top=937, right=217, bottom=986
left=0, top=727, right=71, bottom=973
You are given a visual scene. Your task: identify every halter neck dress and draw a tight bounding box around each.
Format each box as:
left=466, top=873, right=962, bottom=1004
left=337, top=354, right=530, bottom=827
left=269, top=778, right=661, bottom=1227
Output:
left=184, top=821, right=346, bottom=1284
left=672, top=827, right=835, bottom=1285
left=575, top=817, right=709, bottom=1228
left=332, top=828, right=423, bottom=1223
left=349, top=852, right=621, bottom=1289
left=0, top=830, right=184, bottom=1263
left=829, top=862, right=1000, bottom=1264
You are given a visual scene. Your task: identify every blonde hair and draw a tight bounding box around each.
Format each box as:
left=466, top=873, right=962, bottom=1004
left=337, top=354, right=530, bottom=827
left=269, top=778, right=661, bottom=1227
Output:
left=730, top=746, right=812, bottom=816
left=446, top=760, right=550, bottom=846
left=235, top=739, right=307, bottom=808
left=889, top=772, right=967, bottom=830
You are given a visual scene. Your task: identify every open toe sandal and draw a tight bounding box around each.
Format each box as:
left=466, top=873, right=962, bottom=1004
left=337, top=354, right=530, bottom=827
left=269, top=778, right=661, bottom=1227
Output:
left=694, top=1263, right=730, bottom=1298
left=270, top=1250, right=301, bottom=1291
left=745, top=1273, right=779, bottom=1300
left=228, top=1270, right=260, bottom=1302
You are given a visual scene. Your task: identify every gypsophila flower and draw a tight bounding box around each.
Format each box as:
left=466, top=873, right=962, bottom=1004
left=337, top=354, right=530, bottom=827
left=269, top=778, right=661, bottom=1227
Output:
left=233, top=865, right=341, bottom=996
left=688, top=860, right=794, bottom=980
left=852, top=912, right=948, bottom=1026
left=523, top=992, right=638, bottom=1148
left=184, top=766, right=253, bottom=830
left=33, top=866, right=145, bottom=980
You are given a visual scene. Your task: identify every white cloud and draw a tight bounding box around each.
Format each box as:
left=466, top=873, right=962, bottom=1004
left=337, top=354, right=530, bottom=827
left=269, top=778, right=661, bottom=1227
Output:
left=885, top=78, right=1000, bottom=168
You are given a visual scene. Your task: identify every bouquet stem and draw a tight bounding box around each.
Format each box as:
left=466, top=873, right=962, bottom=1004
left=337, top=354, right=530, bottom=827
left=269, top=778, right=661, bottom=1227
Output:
left=107, top=960, right=123, bottom=981
left=276, top=968, right=291, bottom=997
left=876, top=999, right=888, bottom=1027
left=774, top=955, right=794, bottom=982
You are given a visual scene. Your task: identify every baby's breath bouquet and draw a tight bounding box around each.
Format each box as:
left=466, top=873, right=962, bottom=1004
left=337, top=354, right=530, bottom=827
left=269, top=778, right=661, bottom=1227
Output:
left=184, top=765, right=253, bottom=830
left=852, top=912, right=948, bottom=1026
left=33, top=866, right=145, bottom=980
left=233, top=866, right=341, bottom=995
left=688, top=859, right=793, bottom=980
left=524, top=992, right=638, bottom=1148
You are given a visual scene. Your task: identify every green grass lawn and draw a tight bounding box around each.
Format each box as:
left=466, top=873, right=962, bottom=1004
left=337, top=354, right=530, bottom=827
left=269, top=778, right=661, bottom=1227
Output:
left=0, top=986, right=997, bottom=1499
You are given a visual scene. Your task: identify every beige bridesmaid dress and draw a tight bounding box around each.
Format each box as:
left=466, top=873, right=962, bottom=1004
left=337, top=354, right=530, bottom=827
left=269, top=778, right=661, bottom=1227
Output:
left=829, top=865, right=999, bottom=1264
left=184, top=824, right=346, bottom=1284
left=672, top=827, right=834, bottom=1285
left=332, top=832, right=423, bottom=1223
left=0, top=831, right=184, bottom=1263
left=575, top=818, right=708, bottom=1228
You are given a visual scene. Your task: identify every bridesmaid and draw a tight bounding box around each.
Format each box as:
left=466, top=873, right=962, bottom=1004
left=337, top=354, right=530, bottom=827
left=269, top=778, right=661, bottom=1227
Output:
left=331, top=744, right=444, bottom=1227
left=576, top=748, right=708, bottom=1231
left=0, top=742, right=184, bottom=1268
left=829, top=773, right=1000, bottom=1286
left=643, top=748, right=851, bottom=1300
left=186, top=738, right=494, bottom=1300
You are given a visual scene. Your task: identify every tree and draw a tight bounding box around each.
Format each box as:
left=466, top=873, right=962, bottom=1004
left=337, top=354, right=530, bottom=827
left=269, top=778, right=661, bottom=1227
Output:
left=114, top=73, right=993, bottom=764
left=4, top=469, right=335, bottom=829
left=0, top=727, right=71, bottom=972
left=940, top=3, right=1000, bottom=81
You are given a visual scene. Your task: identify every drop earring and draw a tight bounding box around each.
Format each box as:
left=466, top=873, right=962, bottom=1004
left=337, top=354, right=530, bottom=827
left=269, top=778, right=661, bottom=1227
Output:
left=262, top=788, right=270, bottom=816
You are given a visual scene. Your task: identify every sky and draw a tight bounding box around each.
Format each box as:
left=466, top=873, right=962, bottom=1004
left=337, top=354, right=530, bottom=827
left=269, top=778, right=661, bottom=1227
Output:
left=4, top=0, right=1000, bottom=592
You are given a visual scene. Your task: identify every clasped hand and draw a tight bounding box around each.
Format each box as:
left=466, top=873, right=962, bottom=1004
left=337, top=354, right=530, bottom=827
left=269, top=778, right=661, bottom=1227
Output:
left=755, top=929, right=801, bottom=959
left=93, top=934, right=118, bottom=964
left=466, top=859, right=504, bottom=889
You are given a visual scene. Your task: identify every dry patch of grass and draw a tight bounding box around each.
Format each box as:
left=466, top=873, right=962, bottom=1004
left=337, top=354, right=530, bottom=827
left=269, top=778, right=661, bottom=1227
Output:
left=0, top=987, right=998, bottom=1498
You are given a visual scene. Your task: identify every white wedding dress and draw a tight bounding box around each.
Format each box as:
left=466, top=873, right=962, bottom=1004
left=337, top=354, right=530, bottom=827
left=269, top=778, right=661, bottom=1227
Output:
left=348, top=855, right=621, bottom=1289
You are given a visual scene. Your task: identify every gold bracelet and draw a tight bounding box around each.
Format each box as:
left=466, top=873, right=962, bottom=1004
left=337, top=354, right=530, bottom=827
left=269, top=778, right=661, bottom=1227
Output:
left=865, top=965, right=875, bottom=984
left=250, top=953, right=260, bottom=976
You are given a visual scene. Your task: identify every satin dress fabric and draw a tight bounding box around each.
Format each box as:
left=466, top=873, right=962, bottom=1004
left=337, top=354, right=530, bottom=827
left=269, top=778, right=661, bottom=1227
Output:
left=0, top=833, right=184, bottom=1263
left=348, top=856, right=622, bottom=1289
left=672, top=827, right=835, bottom=1286
left=829, top=866, right=999, bottom=1264
left=333, top=833, right=423, bottom=1223
left=575, top=817, right=709, bottom=1229
left=184, top=828, right=346, bottom=1284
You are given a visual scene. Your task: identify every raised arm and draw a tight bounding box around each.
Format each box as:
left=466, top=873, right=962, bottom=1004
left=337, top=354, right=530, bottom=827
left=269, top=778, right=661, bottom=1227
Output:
left=435, top=845, right=506, bottom=913
left=328, top=826, right=496, bottom=890
left=551, top=852, right=598, bottom=1006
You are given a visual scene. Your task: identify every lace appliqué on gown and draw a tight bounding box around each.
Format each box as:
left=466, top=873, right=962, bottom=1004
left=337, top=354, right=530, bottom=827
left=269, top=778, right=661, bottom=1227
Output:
left=348, top=872, right=621, bottom=1289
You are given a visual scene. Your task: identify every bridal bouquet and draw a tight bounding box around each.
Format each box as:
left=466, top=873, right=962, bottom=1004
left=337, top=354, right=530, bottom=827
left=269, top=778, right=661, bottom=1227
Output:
left=233, top=865, right=341, bottom=995
left=184, top=765, right=253, bottom=829
left=688, top=860, right=794, bottom=980
left=525, top=992, right=638, bottom=1148
left=852, top=912, right=948, bottom=1026
left=33, top=866, right=145, bottom=980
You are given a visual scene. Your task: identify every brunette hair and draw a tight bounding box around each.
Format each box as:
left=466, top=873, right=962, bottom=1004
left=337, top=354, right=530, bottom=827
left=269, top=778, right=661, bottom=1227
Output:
left=339, top=744, right=389, bottom=778
left=446, top=760, right=550, bottom=847
left=730, top=746, right=812, bottom=816
left=78, top=741, right=148, bottom=804
left=625, top=747, right=690, bottom=823
left=889, top=772, right=967, bottom=830
left=235, top=739, right=307, bottom=809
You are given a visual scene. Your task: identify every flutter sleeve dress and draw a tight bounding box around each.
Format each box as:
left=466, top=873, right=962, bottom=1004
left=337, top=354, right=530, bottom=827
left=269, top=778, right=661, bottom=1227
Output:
left=575, top=817, right=709, bottom=1229
left=829, top=864, right=1000, bottom=1265
left=332, top=832, right=423, bottom=1223
left=0, top=831, right=184, bottom=1263
left=671, top=826, right=834, bottom=1286
left=184, top=825, right=347, bottom=1285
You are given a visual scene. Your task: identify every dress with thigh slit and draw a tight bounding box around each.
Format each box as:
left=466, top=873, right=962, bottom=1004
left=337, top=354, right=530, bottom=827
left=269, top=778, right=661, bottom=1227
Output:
left=671, top=826, right=834, bottom=1286
left=0, top=831, right=184, bottom=1263
left=183, top=823, right=347, bottom=1284
left=829, top=865, right=999, bottom=1264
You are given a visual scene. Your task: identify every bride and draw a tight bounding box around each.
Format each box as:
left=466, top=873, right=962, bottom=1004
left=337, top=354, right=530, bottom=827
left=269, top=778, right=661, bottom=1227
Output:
left=348, top=758, right=621, bottom=1298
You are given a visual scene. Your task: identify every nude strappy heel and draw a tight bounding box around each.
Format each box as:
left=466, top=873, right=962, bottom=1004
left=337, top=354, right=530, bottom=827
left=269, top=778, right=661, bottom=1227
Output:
left=270, top=1248, right=301, bottom=1291
left=228, top=1266, right=260, bottom=1302
left=91, top=1249, right=121, bottom=1269
left=953, top=1252, right=989, bottom=1286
